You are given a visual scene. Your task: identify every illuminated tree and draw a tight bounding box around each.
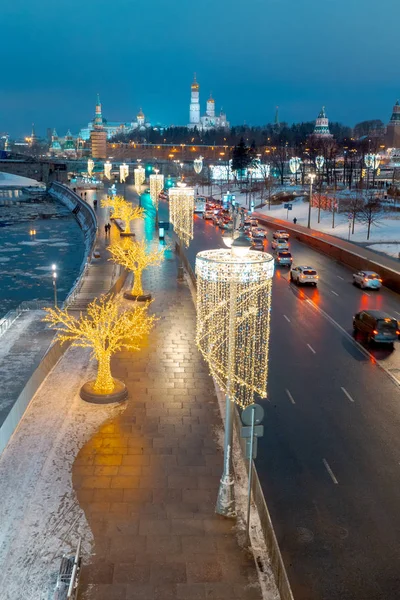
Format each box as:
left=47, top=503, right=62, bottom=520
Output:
left=43, top=295, right=155, bottom=395
left=101, top=196, right=144, bottom=233
left=108, top=239, right=165, bottom=298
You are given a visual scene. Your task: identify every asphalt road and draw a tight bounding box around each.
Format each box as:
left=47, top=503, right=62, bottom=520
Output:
left=137, top=190, right=400, bottom=600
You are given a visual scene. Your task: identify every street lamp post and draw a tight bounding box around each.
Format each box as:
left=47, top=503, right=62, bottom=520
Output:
left=307, top=173, right=315, bottom=229
left=52, top=264, right=57, bottom=307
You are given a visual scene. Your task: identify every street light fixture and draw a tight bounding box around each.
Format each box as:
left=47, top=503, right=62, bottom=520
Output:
left=52, top=264, right=57, bottom=307
left=307, top=173, right=316, bottom=229
left=149, top=168, right=164, bottom=226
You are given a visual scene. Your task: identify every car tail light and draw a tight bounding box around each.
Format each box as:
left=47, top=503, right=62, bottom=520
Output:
left=379, top=279, right=383, bottom=282
left=397, top=330, right=400, bottom=335
left=364, top=278, right=368, bottom=282
left=373, top=329, right=378, bottom=335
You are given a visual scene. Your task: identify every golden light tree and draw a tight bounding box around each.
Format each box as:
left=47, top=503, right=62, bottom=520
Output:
left=108, top=239, right=165, bottom=299
left=43, top=295, right=155, bottom=397
left=101, top=196, right=144, bottom=234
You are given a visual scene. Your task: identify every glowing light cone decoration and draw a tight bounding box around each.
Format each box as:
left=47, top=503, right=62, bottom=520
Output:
left=101, top=196, right=144, bottom=233
left=149, top=170, right=164, bottom=210
left=196, top=249, right=274, bottom=408
left=134, top=166, right=145, bottom=191
left=315, top=155, right=325, bottom=171
left=169, top=184, right=195, bottom=247
left=289, top=156, right=301, bottom=174
left=104, top=160, right=112, bottom=179
left=194, top=156, right=204, bottom=174
left=108, top=239, right=165, bottom=297
left=87, top=159, right=95, bottom=177
left=120, top=163, right=129, bottom=183
left=365, top=153, right=380, bottom=170
left=43, top=295, right=155, bottom=394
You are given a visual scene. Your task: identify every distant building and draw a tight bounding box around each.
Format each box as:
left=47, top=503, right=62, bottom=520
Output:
left=90, top=95, right=107, bottom=159
left=49, top=129, right=62, bottom=155
left=78, top=95, right=151, bottom=141
left=386, top=99, right=400, bottom=149
left=313, top=106, right=333, bottom=138
left=187, top=74, right=229, bottom=130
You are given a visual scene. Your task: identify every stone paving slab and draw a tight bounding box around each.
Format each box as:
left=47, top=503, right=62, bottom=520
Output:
left=74, top=242, right=263, bottom=600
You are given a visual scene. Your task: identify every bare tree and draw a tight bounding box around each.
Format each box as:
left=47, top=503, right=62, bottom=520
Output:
left=358, top=198, right=383, bottom=240
left=348, top=192, right=365, bottom=234
left=270, top=145, right=287, bottom=186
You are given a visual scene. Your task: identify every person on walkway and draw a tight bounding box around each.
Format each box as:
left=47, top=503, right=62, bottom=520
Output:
left=107, top=223, right=111, bottom=234
left=93, top=199, right=97, bottom=208
left=293, top=217, right=297, bottom=224
left=104, top=224, right=108, bottom=236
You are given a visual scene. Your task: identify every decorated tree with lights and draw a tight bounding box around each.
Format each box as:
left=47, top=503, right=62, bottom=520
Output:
left=43, top=295, right=155, bottom=398
left=108, top=239, right=165, bottom=299
left=101, top=196, right=144, bottom=234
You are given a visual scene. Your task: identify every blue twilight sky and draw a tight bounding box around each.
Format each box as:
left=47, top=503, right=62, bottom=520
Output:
left=0, top=0, right=399, bottom=137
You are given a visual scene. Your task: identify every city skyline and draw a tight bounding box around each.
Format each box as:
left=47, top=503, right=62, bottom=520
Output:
left=0, top=0, right=398, bottom=137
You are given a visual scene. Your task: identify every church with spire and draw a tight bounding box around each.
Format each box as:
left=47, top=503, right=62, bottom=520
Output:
left=78, top=94, right=151, bottom=141
left=312, top=106, right=333, bottom=138
left=187, top=74, right=229, bottom=130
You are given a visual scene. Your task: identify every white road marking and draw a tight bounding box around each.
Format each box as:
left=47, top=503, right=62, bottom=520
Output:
left=285, top=389, right=295, bottom=404
left=363, top=291, right=371, bottom=297
left=336, top=275, right=344, bottom=280
left=323, top=459, right=339, bottom=484
left=394, top=311, right=400, bottom=317
left=341, top=387, right=354, bottom=403
left=331, top=290, right=339, bottom=297
left=283, top=314, right=291, bottom=323
left=307, top=344, right=316, bottom=354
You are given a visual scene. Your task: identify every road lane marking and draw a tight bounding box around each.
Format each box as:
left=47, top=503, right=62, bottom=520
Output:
left=341, top=387, right=354, bottom=403
left=363, top=291, right=371, bottom=297
left=331, top=290, right=339, bottom=296
left=323, top=459, right=339, bottom=484
left=307, top=344, right=316, bottom=354
left=285, top=389, right=295, bottom=404
left=336, top=275, right=344, bottom=280
left=394, top=311, right=400, bottom=317
left=283, top=314, right=291, bottom=323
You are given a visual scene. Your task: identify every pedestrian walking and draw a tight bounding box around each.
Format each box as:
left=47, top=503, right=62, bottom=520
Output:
left=293, top=217, right=297, bottom=224
left=93, top=199, right=98, bottom=208
left=107, top=223, right=111, bottom=234
left=104, top=224, right=108, bottom=236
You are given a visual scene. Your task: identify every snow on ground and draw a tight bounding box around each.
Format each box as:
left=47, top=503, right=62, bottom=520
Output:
left=198, top=184, right=400, bottom=254
left=0, top=345, right=124, bottom=600
left=0, top=171, right=45, bottom=188
left=366, top=243, right=400, bottom=258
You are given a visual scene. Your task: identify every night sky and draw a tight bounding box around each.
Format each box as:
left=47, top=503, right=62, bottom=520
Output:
left=1, top=0, right=398, bottom=137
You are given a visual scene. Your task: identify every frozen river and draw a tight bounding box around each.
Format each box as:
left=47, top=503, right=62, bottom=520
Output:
left=0, top=196, right=85, bottom=318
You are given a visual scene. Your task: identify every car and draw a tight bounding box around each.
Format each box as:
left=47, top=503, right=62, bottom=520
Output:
left=352, top=271, right=382, bottom=290
left=273, top=230, right=290, bottom=240
left=252, top=228, right=267, bottom=238
left=271, top=238, right=289, bottom=250
left=275, top=250, right=293, bottom=267
left=211, top=214, right=220, bottom=225
left=203, top=211, right=214, bottom=220
left=250, top=238, right=264, bottom=252
left=290, top=266, right=318, bottom=286
left=353, top=310, right=399, bottom=345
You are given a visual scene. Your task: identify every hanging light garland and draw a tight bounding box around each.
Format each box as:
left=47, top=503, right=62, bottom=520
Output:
left=194, top=156, right=204, bottom=174
left=87, top=159, right=94, bottom=177
left=196, top=249, right=274, bottom=408
left=169, top=183, right=195, bottom=248
left=104, top=160, right=112, bottom=180
left=149, top=170, right=164, bottom=210
left=134, top=165, right=145, bottom=191
left=315, top=155, right=325, bottom=171
left=120, top=163, right=129, bottom=183
left=289, top=156, right=301, bottom=174
left=365, top=153, right=380, bottom=170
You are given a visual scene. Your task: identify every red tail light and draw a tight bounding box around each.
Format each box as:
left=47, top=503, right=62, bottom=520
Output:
left=373, top=330, right=378, bottom=335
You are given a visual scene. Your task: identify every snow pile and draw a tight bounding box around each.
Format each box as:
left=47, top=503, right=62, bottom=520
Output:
left=0, top=345, right=123, bottom=600
left=0, top=171, right=45, bottom=188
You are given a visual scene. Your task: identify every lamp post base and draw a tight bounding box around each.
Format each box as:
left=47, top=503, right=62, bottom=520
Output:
left=216, top=475, right=236, bottom=517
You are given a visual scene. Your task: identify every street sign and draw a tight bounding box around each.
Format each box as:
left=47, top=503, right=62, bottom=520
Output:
left=283, top=203, right=292, bottom=210
left=245, top=437, right=258, bottom=460
left=240, top=425, right=264, bottom=438
left=241, top=403, right=264, bottom=425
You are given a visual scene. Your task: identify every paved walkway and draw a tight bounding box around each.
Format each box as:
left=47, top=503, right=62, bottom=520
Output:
left=73, top=239, right=263, bottom=600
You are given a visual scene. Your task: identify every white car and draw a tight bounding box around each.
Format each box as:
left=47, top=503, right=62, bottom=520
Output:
left=203, top=211, right=214, bottom=220
left=352, top=271, right=382, bottom=290
left=252, top=228, right=267, bottom=238
left=273, top=230, right=290, bottom=240
left=290, top=266, right=318, bottom=286
left=271, top=238, right=289, bottom=250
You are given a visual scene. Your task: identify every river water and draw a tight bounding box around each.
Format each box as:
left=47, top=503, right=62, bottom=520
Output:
left=0, top=195, right=85, bottom=318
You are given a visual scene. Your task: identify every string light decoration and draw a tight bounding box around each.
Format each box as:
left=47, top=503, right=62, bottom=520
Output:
left=87, top=159, right=95, bottom=177
left=289, top=156, right=301, bottom=174
left=134, top=166, right=145, bottom=191
left=108, top=239, right=165, bottom=299
left=43, top=295, right=155, bottom=395
left=149, top=171, right=164, bottom=210
left=104, top=160, right=112, bottom=179
left=101, top=196, right=144, bottom=233
left=365, top=153, right=380, bottom=170
left=169, top=184, right=195, bottom=247
left=194, top=156, right=204, bottom=174
left=120, top=163, right=129, bottom=183
left=315, top=155, right=325, bottom=171
left=196, top=249, right=274, bottom=408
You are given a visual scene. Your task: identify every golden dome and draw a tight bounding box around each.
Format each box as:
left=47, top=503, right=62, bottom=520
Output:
left=191, top=73, right=199, bottom=90
left=137, top=108, right=144, bottom=118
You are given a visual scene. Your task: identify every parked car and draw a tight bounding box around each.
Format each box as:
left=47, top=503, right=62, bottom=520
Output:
left=353, top=310, right=399, bottom=345
left=271, top=238, right=289, bottom=250
left=352, top=271, right=382, bottom=290
left=275, top=250, right=293, bottom=267
left=290, top=266, right=318, bottom=286
left=273, top=230, right=290, bottom=240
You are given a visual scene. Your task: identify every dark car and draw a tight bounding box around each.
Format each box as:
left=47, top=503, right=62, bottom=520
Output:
left=353, top=310, right=399, bottom=345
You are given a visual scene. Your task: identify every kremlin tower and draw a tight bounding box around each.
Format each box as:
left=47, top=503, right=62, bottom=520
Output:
left=385, top=100, right=400, bottom=149
left=313, top=106, right=333, bottom=138
left=90, top=94, right=107, bottom=159
left=187, top=74, right=229, bottom=130
left=189, top=74, right=201, bottom=127
left=49, top=129, right=62, bottom=155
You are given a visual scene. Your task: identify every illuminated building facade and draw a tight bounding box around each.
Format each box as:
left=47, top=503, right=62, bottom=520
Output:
left=79, top=95, right=151, bottom=141
left=313, top=106, right=333, bottom=138
left=90, top=95, right=107, bottom=159
left=386, top=100, right=400, bottom=149
left=187, top=74, right=229, bottom=131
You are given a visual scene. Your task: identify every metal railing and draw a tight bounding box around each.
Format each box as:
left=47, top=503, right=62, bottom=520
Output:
left=53, top=538, right=82, bottom=600
left=0, top=300, right=51, bottom=339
